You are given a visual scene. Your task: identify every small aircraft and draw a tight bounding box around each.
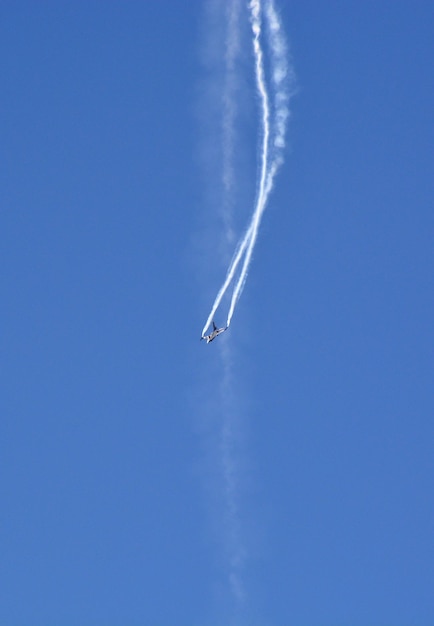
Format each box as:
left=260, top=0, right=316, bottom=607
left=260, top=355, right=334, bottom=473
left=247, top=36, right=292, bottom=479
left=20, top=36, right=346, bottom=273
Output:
left=201, top=321, right=228, bottom=344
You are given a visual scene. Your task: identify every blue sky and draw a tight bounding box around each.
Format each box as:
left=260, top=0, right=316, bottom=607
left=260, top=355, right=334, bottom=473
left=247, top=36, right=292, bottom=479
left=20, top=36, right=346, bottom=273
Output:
left=1, top=1, right=433, bottom=625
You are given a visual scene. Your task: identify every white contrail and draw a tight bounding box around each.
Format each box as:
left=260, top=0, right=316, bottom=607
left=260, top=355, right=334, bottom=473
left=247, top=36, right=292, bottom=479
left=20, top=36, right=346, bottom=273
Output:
left=221, top=0, right=242, bottom=246
left=226, top=0, right=293, bottom=326
left=201, top=222, right=252, bottom=337
left=225, top=0, right=271, bottom=326
left=219, top=0, right=247, bottom=606
left=198, top=1, right=294, bottom=611
left=200, top=0, right=243, bottom=340
left=202, top=0, right=294, bottom=336
left=202, top=0, right=270, bottom=337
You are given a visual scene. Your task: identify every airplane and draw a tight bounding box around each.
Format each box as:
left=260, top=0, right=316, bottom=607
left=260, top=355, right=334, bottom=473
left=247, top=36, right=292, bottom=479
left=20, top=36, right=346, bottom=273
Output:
left=201, top=321, right=228, bottom=343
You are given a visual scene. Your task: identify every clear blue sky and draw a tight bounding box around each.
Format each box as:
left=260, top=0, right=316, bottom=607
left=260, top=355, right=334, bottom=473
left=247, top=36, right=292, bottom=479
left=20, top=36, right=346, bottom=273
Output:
left=1, top=2, right=433, bottom=625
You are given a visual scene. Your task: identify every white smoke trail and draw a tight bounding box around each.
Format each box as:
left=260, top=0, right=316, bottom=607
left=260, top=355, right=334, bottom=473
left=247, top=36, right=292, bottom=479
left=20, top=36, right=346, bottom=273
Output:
left=202, top=0, right=294, bottom=336
left=219, top=0, right=247, bottom=606
left=225, top=0, right=271, bottom=326
left=198, top=1, right=294, bottom=613
left=201, top=222, right=252, bottom=337
left=200, top=0, right=243, bottom=339
left=226, top=0, right=292, bottom=326
left=202, top=0, right=270, bottom=338
left=221, top=0, right=242, bottom=246
left=219, top=339, right=246, bottom=606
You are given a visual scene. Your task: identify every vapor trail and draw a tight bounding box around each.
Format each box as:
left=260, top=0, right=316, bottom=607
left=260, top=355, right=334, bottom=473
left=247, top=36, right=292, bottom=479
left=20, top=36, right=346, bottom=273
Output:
left=226, top=0, right=292, bottom=325
left=225, top=0, right=271, bottom=326
left=202, top=0, right=293, bottom=337
left=201, top=222, right=252, bottom=337
left=221, top=0, right=242, bottom=245
left=201, top=0, right=269, bottom=338
left=219, top=0, right=247, bottom=605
